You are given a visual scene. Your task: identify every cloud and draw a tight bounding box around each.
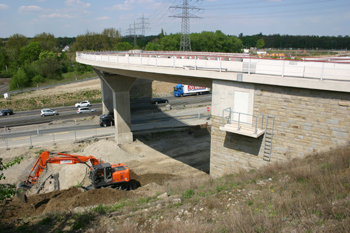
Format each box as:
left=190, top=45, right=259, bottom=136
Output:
left=0, top=4, right=9, bottom=10
left=109, top=0, right=156, bottom=11
left=65, top=0, right=90, bottom=8
left=19, top=5, right=44, bottom=13
left=266, top=0, right=282, bottom=2
left=40, top=13, right=75, bottom=19
left=97, top=16, right=111, bottom=20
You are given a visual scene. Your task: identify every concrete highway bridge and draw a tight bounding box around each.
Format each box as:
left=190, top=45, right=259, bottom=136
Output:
left=76, top=51, right=350, bottom=177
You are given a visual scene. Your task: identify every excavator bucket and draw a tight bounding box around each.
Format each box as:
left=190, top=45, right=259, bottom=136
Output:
left=16, top=182, right=31, bottom=203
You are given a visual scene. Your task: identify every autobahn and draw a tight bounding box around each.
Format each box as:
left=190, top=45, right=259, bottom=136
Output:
left=0, top=94, right=212, bottom=128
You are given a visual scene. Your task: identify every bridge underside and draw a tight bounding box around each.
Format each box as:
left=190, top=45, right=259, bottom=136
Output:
left=80, top=57, right=350, bottom=177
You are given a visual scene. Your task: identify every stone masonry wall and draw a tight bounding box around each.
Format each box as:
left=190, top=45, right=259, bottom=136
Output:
left=210, top=84, right=350, bottom=177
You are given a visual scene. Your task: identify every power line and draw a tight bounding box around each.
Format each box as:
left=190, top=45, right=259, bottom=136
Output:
left=137, top=13, right=150, bottom=36
left=169, top=0, right=204, bottom=51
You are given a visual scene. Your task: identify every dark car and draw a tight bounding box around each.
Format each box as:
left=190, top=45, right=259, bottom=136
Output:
left=99, top=112, right=114, bottom=127
left=151, top=98, right=169, bottom=104
left=0, top=109, right=14, bottom=116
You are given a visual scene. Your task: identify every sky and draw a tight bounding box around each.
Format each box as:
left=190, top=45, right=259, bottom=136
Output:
left=0, top=0, right=349, bottom=38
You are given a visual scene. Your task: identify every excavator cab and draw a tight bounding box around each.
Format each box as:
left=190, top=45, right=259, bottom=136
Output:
left=89, top=163, right=130, bottom=189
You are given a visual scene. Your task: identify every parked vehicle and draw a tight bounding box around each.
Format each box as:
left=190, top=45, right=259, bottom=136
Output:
left=40, top=109, right=59, bottom=117
left=75, top=100, right=91, bottom=108
left=0, top=109, right=14, bottom=116
left=77, top=107, right=96, bottom=114
left=17, top=151, right=139, bottom=201
left=173, top=84, right=210, bottom=97
left=151, top=98, right=169, bottom=104
left=99, top=112, right=114, bottom=127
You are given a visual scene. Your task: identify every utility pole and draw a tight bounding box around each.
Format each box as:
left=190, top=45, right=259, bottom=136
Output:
left=169, top=0, right=203, bottom=51
left=137, top=13, right=150, bottom=36
left=134, top=21, right=137, bottom=48
left=126, top=24, right=133, bottom=38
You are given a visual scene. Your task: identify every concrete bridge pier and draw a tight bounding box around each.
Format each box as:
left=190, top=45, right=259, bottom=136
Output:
left=94, top=69, right=136, bottom=144
left=100, top=78, right=113, bottom=114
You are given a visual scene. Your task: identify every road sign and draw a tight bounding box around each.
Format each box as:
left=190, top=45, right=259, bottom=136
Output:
left=207, top=107, right=210, bottom=112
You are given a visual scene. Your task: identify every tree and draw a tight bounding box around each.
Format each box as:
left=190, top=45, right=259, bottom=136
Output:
left=160, top=29, right=165, bottom=39
left=115, top=42, right=133, bottom=51
left=256, top=39, right=265, bottom=49
left=19, top=42, right=42, bottom=65
left=190, top=31, right=243, bottom=52
left=160, top=33, right=181, bottom=51
left=35, top=51, right=62, bottom=79
left=5, top=33, right=28, bottom=66
left=144, top=38, right=161, bottom=51
left=32, top=32, right=57, bottom=52
left=0, top=47, right=9, bottom=76
left=72, top=28, right=122, bottom=51
left=0, top=156, right=23, bottom=200
left=9, top=69, right=31, bottom=90
left=5, top=34, right=28, bottom=50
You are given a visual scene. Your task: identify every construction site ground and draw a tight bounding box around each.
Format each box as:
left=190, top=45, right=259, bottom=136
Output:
left=0, top=77, right=211, bottom=225
left=0, top=124, right=210, bottom=222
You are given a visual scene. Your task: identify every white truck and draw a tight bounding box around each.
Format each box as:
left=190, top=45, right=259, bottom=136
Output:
left=173, top=84, right=210, bottom=97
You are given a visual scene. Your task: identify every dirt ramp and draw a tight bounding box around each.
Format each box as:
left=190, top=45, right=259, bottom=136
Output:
left=129, top=170, right=175, bottom=186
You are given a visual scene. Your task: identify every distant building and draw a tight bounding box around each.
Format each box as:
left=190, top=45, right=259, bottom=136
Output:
left=62, top=45, right=71, bottom=52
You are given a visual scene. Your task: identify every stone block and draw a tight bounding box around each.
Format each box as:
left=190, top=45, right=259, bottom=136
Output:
left=326, top=119, right=339, bottom=125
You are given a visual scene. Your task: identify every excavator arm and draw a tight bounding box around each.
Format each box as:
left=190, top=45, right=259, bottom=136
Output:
left=19, top=151, right=102, bottom=189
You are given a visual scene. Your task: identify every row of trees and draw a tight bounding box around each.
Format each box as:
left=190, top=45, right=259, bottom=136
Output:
left=2, top=29, right=349, bottom=90
left=0, top=32, right=91, bottom=90
left=239, top=33, right=350, bottom=50
left=143, top=31, right=243, bottom=53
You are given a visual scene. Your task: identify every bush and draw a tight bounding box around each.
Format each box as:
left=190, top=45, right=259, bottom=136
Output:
left=32, top=75, right=45, bottom=84
left=182, top=189, right=195, bottom=199
left=0, top=155, right=24, bottom=200
left=9, top=69, right=31, bottom=90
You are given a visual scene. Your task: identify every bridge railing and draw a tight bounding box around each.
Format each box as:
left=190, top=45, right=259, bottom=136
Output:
left=76, top=51, right=350, bottom=82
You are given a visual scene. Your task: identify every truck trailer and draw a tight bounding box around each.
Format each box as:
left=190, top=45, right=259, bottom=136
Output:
left=173, top=84, right=210, bottom=97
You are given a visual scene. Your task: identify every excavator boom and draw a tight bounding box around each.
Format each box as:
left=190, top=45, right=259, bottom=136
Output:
left=18, top=151, right=102, bottom=189
left=17, top=151, right=134, bottom=202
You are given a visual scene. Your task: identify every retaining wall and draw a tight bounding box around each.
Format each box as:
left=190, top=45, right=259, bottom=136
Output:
left=210, top=83, right=350, bottom=177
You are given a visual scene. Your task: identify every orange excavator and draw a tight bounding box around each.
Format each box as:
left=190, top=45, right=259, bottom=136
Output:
left=17, top=151, right=138, bottom=195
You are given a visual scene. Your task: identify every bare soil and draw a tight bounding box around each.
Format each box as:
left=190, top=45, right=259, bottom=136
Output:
left=0, top=78, right=209, bottom=223
left=0, top=130, right=210, bottom=222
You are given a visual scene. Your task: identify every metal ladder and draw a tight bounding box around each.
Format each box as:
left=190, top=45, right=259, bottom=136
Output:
left=262, top=115, right=275, bottom=162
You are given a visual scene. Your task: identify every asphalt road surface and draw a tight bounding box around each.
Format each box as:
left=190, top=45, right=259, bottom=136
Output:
left=0, top=94, right=211, bottom=128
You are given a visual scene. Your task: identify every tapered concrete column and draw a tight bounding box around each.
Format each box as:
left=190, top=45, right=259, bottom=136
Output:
left=94, top=69, right=136, bottom=144
left=100, top=78, right=113, bottom=114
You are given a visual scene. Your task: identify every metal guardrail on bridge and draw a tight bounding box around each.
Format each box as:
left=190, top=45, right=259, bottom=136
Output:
left=76, top=51, right=350, bottom=82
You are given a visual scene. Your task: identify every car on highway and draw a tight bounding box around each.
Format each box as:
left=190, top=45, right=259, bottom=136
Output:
left=77, top=107, right=96, bottom=114
left=99, top=111, right=114, bottom=127
left=75, top=100, right=91, bottom=108
left=40, top=109, right=59, bottom=117
left=0, top=109, right=14, bottom=116
left=151, top=98, right=169, bottom=104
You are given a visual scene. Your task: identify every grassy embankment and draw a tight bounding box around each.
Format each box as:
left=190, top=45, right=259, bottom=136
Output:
left=0, top=72, right=101, bottom=111
left=3, top=136, right=349, bottom=232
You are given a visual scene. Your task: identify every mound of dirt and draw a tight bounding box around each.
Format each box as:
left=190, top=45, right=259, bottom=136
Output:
left=0, top=168, right=177, bottom=222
